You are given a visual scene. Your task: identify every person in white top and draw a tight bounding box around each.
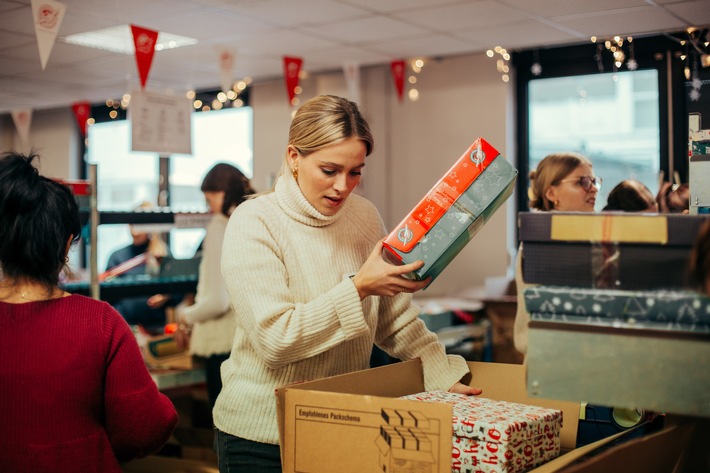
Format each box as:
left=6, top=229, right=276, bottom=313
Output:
left=213, top=95, right=482, bottom=472
left=175, top=163, right=255, bottom=408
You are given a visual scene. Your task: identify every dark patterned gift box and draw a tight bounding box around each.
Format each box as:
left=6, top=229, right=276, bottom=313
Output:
left=518, top=212, right=710, bottom=290
left=524, top=286, right=710, bottom=333
left=400, top=391, right=562, bottom=473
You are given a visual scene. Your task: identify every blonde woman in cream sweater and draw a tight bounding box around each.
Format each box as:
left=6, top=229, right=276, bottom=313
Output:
left=213, top=95, right=481, bottom=472
left=176, top=163, right=254, bottom=408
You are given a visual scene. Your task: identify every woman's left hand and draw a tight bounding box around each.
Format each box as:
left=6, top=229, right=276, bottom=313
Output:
left=449, top=382, right=482, bottom=396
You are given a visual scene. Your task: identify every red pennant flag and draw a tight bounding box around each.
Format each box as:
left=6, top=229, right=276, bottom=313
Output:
left=131, top=25, right=159, bottom=89
left=390, top=60, right=406, bottom=102
left=71, top=101, right=91, bottom=137
left=283, top=56, right=303, bottom=105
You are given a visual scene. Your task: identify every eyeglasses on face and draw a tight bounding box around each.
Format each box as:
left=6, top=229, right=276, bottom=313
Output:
left=557, top=175, right=602, bottom=191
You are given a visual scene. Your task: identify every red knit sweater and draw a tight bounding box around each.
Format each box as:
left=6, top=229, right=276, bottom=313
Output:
left=0, top=294, right=178, bottom=472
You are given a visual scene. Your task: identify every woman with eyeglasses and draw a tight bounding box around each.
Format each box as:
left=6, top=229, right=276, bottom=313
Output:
left=513, top=152, right=601, bottom=355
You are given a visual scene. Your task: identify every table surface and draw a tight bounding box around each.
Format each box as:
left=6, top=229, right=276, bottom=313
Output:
left=150, top=367, right=206, bottom=391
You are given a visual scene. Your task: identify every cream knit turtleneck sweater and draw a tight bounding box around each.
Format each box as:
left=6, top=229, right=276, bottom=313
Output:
left=213, top=174, right=469, bottom=445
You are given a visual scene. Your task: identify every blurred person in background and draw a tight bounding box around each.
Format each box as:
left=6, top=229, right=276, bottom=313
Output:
left=174, top=163, right=255, bottom=409
left=0, top=152, right=177, bottom=473
left=656, top=181, right=689, bottom=214
left=603, top=179, right=658, bottom=212
left=104, top=202, right=182, bottom=333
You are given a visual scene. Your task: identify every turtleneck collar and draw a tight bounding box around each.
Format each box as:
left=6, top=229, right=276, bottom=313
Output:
left=275, top=173, right=348, bottom=227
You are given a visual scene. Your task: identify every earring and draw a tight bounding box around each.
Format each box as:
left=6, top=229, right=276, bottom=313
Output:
left=554, top=200, right=559, bottom=208
left=292, top=167, right=298, bottom=180
left=65, top=256, right=69, bottom=264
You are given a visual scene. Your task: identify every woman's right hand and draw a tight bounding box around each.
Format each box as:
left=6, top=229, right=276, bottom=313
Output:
left=351, top=240, right=431, bottom=299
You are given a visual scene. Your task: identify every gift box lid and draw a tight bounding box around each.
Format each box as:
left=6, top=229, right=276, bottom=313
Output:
left=518, top=212, right=708, bottom=246
left=401, top=391, right=562, bottom=445
left=524, top=286, right=710, bottom=328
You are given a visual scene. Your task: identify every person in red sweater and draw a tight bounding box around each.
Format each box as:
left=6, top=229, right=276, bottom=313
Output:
left=0, top=151, right=178, bottom=472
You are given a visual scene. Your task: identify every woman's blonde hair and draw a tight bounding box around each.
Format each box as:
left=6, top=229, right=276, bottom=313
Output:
left=528, top=152, right=592, bottom=211
left=275, top=95, right=374, bottom=182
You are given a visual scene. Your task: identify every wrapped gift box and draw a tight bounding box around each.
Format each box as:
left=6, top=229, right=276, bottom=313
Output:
left=524, top=286, right=710, bottom=333
left=518, top=212, right=710, bottom=290
left=399, top=391, right=562, bottom=473
left=383, top=137, right=517, bottom=282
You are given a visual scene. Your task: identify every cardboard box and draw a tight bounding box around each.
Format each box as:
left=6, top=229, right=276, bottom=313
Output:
left=400, top=391, right=562, bottom=472
left=518, top=212, right=710, bottom=290
left=276, top=360, right=614, bottom=473
left=527, top=320, right=710, bottom=418
left=383, top=138, right=517, bottom=282
left=144, top=334, right=194, bottom=370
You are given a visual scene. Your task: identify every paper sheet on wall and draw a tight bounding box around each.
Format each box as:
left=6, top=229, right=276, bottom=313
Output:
left=130, top=89, right=192, bottom=154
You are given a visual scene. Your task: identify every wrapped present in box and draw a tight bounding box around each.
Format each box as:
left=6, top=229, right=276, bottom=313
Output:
left=399, top=391, right=562, bottom=473
left=383, top=137, right=517, bottom=282
left=518, top=212, right=710, bottom=290
left=524, top=286, right=710, bottom=333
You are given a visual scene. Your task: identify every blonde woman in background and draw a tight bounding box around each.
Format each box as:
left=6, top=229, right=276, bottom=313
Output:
left=213, top=95, right=481, bottom=472
left=514, top=152, right=601, bottom=355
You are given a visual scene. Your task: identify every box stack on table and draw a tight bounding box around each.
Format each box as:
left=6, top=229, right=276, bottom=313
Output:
left=518, top=212, right=710, bottom=421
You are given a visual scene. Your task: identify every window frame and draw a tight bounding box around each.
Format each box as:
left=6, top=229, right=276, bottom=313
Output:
left=512, top=34, right=687, bottom=217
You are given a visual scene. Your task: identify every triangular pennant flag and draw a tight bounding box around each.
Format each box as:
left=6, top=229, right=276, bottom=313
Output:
left=131, top=25, right=159, bottom=90
left=390, top=60, right=406, bottom=102
left=71, top=101, right=91, bottom=137
left=31, top=0, right=66, bottom=70
left=283, top=56, right=303, bottom=105
left=218, top=49, right=236, bottom=94
left=11, top=109, right=32, bottom=151
left=343, top=62, right=361, bottom=106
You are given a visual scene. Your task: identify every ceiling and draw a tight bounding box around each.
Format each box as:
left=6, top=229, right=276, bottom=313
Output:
left=1, top=0, right=709, bottom=116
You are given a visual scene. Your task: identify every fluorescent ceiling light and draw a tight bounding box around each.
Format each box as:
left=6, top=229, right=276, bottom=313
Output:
left=61, top=25, right=198, bottom=55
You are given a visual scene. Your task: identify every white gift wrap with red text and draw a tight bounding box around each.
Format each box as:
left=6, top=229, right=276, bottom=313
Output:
left=401, top=391, right=562, bottom=473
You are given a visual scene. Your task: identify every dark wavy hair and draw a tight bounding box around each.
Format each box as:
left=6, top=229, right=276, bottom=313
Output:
left=603, top=179, right=657, bottom=212
left=200, top=163, right=255, bottom=216
left=0, top=152, right=81, bottom=292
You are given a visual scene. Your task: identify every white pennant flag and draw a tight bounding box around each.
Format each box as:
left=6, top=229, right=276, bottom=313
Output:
left=31, top=0, right=66, bottom=70
left=343, top=62, right=361, bottom=106
left=11, top=109, right=32, bottom=152
left=218, top=49, right=236, bottom=94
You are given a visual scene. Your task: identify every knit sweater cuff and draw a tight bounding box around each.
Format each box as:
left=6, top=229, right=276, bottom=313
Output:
left=331, top=278, right=369, bottom=340
left=423, top=354, right=471, bottom=392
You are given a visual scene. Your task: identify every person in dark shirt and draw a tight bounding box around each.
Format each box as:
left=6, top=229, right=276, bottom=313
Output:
left=105, top=223, right=180, bottom=332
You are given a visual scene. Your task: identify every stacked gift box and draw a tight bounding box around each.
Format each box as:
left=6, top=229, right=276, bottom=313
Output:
left=398, top=391, right=562, bottom=473
left=382, top=137, right=517, bottom=283
left=519, top=212, right=710, bottom=420
left=518, top=212, right=709, bottom=290
left=524, top=286, right=710, bottom=334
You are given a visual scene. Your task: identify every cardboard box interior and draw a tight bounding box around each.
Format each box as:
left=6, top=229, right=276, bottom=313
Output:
left=277, top=360, right=592, bottom=473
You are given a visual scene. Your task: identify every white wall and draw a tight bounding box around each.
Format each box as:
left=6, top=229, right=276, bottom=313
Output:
left=0, top=108, right=80, bottom=179
left=1, top=50, right=516, bottom=296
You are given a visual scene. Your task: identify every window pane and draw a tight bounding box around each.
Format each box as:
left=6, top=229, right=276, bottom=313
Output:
left=88, top=121, right=160, bottom=271
left=169, top=107, right=254, bottom=258
left=528, top=70, right=660, bottom=211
